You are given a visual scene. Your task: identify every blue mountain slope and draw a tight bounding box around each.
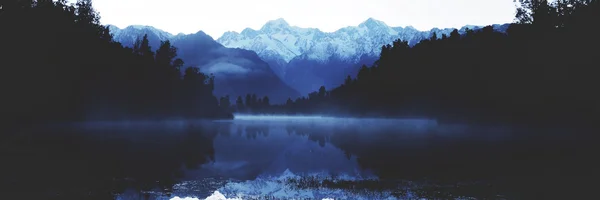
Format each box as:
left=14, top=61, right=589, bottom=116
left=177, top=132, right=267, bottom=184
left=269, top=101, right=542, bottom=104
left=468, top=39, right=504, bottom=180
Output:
left=217, top=18, right=510, bottom=94
left=109, top=26, right=300, bottom=103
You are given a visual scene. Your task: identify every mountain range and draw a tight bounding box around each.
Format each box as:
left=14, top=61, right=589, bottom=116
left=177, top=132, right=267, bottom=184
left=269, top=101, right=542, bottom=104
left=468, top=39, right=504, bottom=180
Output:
left=109, top=25, right=301, bottom=103
left=109, top=18, right=510, bottom=98
left=217, top=18, right=509, bottom=94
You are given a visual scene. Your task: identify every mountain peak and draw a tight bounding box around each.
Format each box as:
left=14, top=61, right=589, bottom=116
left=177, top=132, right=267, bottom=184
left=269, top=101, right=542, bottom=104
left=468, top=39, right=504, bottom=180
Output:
left=269, top=18, right=289, bottom=25
left=261, top=18, right=290, bottom=32
left=240, top=28, right=259, bottom=37
left=194, top=30, right=212, bottom=37
left=404, top=25, right=417, bottom=30
left=364, top=17, right=378, bottom=22
left=110, top=25, right=174, bottom=43
left=359, top=18, right=387, bottom=29
left=219, top=31, right=240, bottom=41
left=127, top=25, right=154, bottom=30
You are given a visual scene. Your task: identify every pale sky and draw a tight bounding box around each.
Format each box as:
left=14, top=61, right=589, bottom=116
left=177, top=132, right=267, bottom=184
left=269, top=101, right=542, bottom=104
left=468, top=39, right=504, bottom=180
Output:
left=70, top=0, right=518, bottom=39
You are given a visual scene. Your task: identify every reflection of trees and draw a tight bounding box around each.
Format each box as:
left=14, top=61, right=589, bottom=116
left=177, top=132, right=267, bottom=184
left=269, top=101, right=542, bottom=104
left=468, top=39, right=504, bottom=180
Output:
left=243, top=124, right=269, bottom=139
left=285, top=124, right=328, bottom=147
left=180, top=124, right=216, bottom=170
left=281, top=123, right=466, bottom=181
left=327, top=125, right=488, bottom=181
left=236, top=126, right=243, bottom=137
left=285, top=125, right=294, bottom=135
left=2, top=123, right=217, bottom=199
left=218, top=122, right=514, bottom=198
left=288, top=123, right=595, bottom=199
left=284, top=123, right=476, bottom=181
left=217, top=122, right=232, bottom=138
left=218, top=122, right=274, bottom=139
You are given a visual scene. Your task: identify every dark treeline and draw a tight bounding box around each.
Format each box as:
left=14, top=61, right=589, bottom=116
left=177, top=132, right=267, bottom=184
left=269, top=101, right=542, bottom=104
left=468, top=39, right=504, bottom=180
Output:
left=1, top=0, right=230, bottom=128
left=218, top=94, right=275, bottom=114
left=231, top=0, right=599, bottom=126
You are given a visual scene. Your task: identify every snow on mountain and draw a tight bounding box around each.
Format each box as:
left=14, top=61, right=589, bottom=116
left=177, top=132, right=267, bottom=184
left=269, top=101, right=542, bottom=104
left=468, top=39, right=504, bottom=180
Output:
left=109, top=24, right=173, bottom=42
left=218, top=18, right=324, bottom=64
left=216, top=18, right=509, bottom=94
left=159, top=168, right=485, bottom=200
left=108, top=24, right=175, bottom=51
left=218, top=18, right=508, bottom=65
left=211, top=169, right=393, bottom=200
left=107, top=19, right=510, bottom=96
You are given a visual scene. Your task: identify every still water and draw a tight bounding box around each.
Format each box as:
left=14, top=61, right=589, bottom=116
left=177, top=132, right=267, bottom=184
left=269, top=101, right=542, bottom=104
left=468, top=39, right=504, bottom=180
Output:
left=1, top=115, right=596, bottom=199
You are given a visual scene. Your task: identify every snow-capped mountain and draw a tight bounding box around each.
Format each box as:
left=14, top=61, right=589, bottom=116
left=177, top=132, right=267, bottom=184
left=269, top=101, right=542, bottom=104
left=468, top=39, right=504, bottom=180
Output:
left=107, top=19, right=510, bottom=97
left=218, top=18, right=508, bottom=64
left=216, top=18, right=509, bottom=94
left=108, top=25, right=174, bottom=51
left=108, top=25, right=300, bottom=103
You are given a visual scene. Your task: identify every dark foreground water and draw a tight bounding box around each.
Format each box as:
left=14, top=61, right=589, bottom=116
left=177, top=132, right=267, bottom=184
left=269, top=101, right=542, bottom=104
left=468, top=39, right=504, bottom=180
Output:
left=1, top=115, right=597, bottom=199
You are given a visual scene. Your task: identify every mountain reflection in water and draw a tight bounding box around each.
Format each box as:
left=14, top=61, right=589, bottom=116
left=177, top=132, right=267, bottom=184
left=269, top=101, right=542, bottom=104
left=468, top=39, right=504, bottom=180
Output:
left=1, top=116, right=596, bottom=199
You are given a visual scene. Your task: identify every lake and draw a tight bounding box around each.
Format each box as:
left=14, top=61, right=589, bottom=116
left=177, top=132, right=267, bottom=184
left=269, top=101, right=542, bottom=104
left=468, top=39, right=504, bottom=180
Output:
left=1, top=115, right=596, bottom=199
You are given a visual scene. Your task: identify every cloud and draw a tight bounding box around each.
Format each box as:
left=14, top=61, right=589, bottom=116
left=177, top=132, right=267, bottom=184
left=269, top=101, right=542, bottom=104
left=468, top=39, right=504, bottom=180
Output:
left=205, top=62, right=250, bottom=74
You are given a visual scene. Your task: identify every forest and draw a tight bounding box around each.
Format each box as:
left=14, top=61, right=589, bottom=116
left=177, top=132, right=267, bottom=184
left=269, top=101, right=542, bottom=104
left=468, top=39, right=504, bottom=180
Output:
left=1, top=0, right=232, bottom=129
left=2, top=0, right=598, bottom=129
left=230, top=0, right=599, bottom=126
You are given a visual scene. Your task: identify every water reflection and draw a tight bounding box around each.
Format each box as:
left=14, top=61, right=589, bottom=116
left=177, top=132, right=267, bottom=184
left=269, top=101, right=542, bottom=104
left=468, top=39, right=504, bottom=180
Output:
left=204, top=118, right=596, bottom=199
left=196, top=121, right=368, bottom=181
left=2, top=121, right=218, bottom=199
left=2, top=118, right=596, bottom=199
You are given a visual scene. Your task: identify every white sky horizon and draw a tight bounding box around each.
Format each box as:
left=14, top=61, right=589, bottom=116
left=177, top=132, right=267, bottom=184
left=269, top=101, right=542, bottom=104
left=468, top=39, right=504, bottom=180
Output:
left=68, top=0, right=519, bottom=39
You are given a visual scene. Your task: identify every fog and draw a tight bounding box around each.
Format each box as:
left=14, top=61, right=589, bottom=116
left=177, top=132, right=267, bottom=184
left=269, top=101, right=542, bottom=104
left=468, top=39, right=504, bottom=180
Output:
left=232, top=114, right=438, bottom=125
left=7, top=113, right=595, bottom=199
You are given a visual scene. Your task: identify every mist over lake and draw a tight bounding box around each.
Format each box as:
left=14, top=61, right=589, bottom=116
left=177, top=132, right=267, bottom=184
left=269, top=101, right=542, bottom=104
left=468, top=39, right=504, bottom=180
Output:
left=2, top=116, right=595, bottom=199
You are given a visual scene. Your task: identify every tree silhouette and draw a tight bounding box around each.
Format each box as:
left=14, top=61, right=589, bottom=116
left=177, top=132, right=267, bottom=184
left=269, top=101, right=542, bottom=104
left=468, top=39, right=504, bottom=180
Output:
left=219, top=95, right=231, bottom=113
left=245, top=94, right=252, bottom=110
left=263, top=96, right=270, bottom=107
left=251, top=94, right=257, bottom=108
left=236, top=96, right=245, bottom=111
left=0, top=0, right=234, bottom=198
left=318, top=86, right=327, bottom=98
left=0, top=0, right=230, bottom=125
left=134, top=34, right=154, bottom=58
left=241, top=0, right=599, bottom=126
left=155, top=40, right=177, bottom=68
